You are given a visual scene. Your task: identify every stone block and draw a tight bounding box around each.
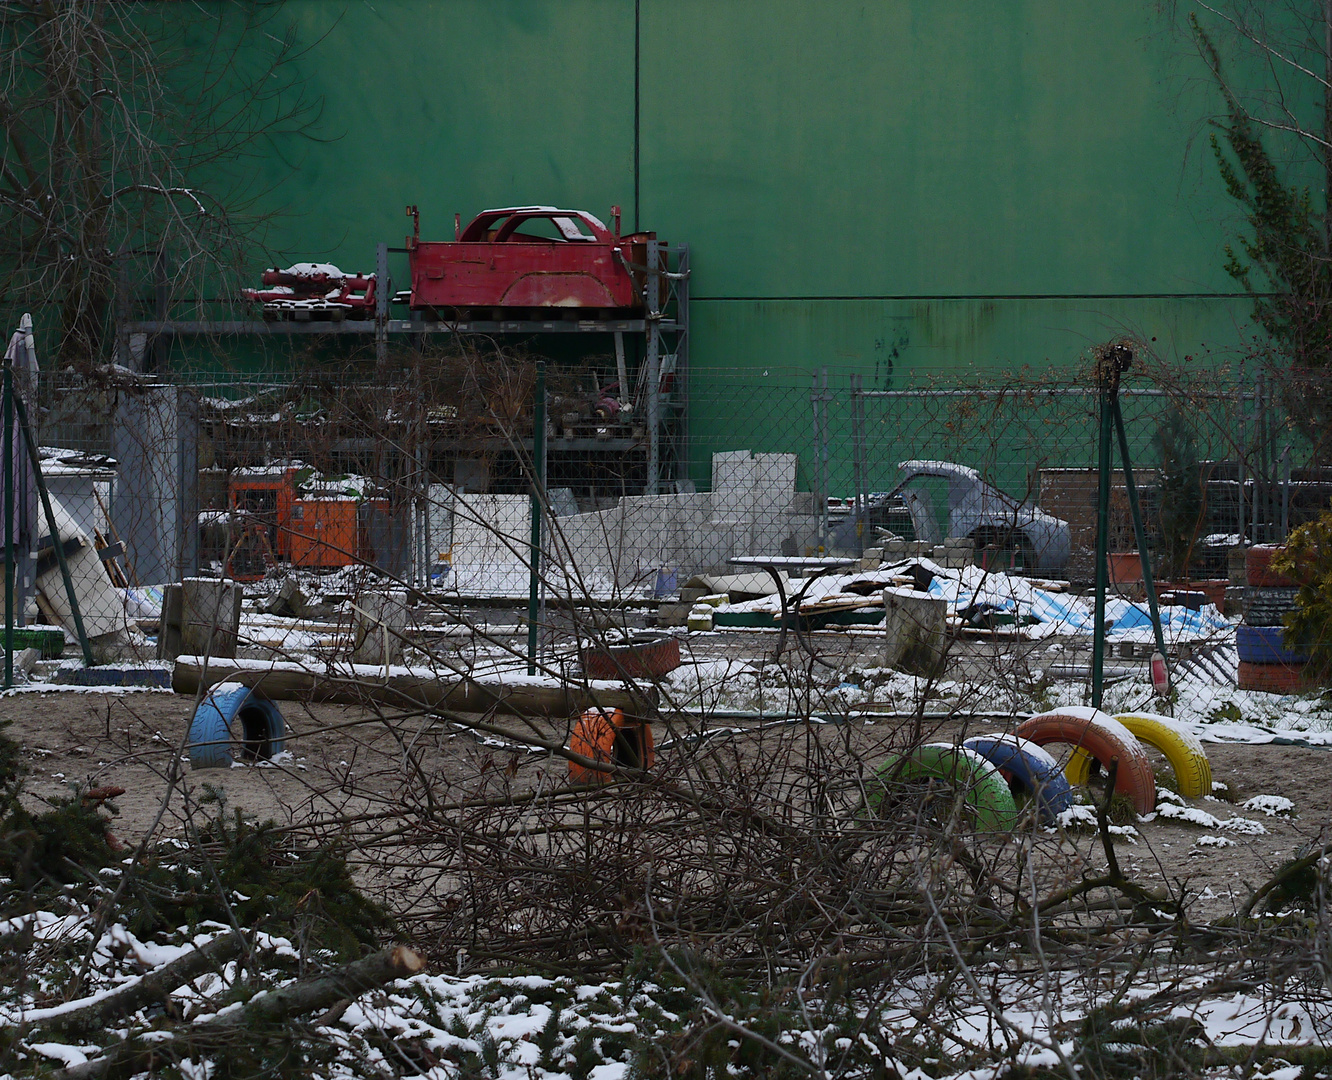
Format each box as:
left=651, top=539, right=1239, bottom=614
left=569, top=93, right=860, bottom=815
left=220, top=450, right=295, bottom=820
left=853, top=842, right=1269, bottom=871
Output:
left=656, top=602, right=692, bottom=627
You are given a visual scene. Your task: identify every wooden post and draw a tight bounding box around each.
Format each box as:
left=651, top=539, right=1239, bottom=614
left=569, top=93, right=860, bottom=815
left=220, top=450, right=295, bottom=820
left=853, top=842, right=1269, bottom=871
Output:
left=180, top=577, right=242, bottom=658
left=351, top=588, right=408, bottom=665
left=155, top=583, right=184, bottom=661
left=883, top=586, right=946, bottom=675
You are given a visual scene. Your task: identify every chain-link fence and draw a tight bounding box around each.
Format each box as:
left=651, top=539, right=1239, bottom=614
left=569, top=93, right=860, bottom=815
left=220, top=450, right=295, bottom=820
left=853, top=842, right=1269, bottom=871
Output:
left=3, top=344, right=1326, bottom=707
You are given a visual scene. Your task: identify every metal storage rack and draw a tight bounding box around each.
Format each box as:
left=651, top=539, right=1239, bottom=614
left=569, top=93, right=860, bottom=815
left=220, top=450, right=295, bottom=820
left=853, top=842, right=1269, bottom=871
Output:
left=124, top=240, right=690, bottom=496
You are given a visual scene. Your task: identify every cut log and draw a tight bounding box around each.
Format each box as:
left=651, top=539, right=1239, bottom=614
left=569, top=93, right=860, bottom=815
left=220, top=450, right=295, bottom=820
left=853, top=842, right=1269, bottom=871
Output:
left=172, top=655, right=657, bottom=718
left=212, top=945, right=424, bottom=1029
left=350, top=588, right=408, bottom=665
left=180, top=577, right=243, bottom=659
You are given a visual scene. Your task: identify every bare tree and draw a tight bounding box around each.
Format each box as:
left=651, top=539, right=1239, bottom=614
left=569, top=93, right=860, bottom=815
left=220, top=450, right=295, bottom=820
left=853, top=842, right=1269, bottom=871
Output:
left=0, top=1, right=323, bottom=366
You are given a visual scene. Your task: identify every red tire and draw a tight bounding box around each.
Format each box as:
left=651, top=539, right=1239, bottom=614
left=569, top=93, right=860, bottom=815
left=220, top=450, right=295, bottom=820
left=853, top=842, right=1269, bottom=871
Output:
left=1246, top=545, right=1302, bottom=588
left=1014, top=707, right=1156, bottom=815
left=1236, top=660, right=1307, bottom=694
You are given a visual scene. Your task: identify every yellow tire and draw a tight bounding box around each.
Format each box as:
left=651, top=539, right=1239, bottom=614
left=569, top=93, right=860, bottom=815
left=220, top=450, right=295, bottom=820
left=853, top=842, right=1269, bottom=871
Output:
left=1066, top=713, right=1211, bottom=799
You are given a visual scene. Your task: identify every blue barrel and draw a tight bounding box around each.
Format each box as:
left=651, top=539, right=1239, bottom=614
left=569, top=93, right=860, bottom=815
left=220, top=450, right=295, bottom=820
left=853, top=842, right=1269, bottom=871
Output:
left=1237, top=624, right=1310, bottom=665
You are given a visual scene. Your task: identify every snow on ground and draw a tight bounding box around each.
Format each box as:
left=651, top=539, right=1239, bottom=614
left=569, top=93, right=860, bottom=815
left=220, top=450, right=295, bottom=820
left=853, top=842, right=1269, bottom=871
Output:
left=5, top=907, right=1331, bottom=1079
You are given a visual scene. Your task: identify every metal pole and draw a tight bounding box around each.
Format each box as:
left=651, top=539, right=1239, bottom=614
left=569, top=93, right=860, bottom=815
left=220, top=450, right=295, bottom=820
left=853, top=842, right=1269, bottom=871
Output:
left=4, top=363, right=13, bottom=688
left=1237, top=356, right=1246, bottom=544
left=810, top=373, right=820, bottom=550
left=851, top=373, right=865, bottom=556
left=1113, top=399, right=1169, bottom=669
left=1253, top=372, right=1263, bottom=542
left=1091, top=347, right=1129, bottom=710
left=11, top=390, right=95, bottom=668
left=1281, top=443, right=1292, bottom=537
left=819, top=367, right=829, bottom=551
left=527, top=361, right=546, bottom=676
left=646, top=239, right=661, bottom=496
left=375, top=241, right=390, bottom=373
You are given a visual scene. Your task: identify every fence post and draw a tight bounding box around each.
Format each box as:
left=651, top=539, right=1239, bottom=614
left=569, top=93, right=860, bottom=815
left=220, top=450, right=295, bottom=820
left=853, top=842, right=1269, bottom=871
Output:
left=646, top=240, right=660, bottom=496
left=11, top=390, right=95, bottom=667
left=1091, top=350, right=1119, bottom=710
left=375, top=241, right=390, bottom=373
left=851, top=373, right=865, bottom=557
left=1237, top=357, right=1246, bottom=544
left=810, top=368, right=830, bottom=552
left=1281, top=443, right=1291, bottom=537
left=527, top=361, right=546, bottom=676
left=4, top=362, right=12, bottom=688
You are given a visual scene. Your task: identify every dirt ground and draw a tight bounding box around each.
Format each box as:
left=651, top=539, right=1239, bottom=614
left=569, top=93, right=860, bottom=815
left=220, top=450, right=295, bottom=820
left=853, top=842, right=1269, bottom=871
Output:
left=3, top=687, right=1329, bottom=922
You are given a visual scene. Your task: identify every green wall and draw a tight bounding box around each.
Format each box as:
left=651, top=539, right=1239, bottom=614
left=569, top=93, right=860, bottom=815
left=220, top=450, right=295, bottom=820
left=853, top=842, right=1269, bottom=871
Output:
left=221, top=1, right=1258, bottom=485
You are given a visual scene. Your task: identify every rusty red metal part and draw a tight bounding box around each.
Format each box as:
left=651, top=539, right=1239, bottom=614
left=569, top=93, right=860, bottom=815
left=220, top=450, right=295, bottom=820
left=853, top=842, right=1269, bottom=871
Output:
left=242, top=264, right=377, bottom=315
left=406, top=205, right=653, bottom=312
left=581, top=636, right=681, bottom=681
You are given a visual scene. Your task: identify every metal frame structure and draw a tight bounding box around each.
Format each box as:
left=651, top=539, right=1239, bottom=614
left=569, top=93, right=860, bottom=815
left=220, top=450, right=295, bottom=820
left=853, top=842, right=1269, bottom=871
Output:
left=123, top=240, right=690, bottom=494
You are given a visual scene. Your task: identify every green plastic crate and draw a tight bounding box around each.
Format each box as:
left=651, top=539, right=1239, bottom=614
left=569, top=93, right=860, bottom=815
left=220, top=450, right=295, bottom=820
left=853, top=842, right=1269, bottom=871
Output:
left=3, top=628, right=65, bottom=659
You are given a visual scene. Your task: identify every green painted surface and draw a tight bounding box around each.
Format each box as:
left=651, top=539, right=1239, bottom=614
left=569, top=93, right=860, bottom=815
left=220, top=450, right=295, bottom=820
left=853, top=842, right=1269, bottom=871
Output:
left=639, top=2, right=1233, bottom=299
left=682, top=296, right=1254, bottom=491
left=250, top=1, right=636, bottom=269
left=173, top=0, right=1270, bottom=496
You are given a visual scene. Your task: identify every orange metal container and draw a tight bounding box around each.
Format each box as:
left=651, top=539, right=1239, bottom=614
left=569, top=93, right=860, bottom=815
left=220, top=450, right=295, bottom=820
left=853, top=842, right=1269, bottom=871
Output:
left=229, top=466, right=299, bottom=559
left=289, top=498, right=358, bottom=568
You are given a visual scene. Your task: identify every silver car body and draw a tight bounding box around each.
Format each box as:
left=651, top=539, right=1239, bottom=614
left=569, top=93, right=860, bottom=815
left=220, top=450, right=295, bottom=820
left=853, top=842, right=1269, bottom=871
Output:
left=863, top=460, right=1070, bottom=571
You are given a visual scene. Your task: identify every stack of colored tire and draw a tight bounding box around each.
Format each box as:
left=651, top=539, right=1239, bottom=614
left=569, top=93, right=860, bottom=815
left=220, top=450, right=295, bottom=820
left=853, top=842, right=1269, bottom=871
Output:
left=865, top=710, right=1212, bottom=833
left=1238, top=545, right=1309, bottom=693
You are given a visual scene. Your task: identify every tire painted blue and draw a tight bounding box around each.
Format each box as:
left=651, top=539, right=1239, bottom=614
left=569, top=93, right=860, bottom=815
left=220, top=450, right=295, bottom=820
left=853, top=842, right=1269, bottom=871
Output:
left=1236, top=624, right=1310, bottom=665
left=962, top=734, right=1074, bottom=822
left=188, top=683, right=286, bottom=769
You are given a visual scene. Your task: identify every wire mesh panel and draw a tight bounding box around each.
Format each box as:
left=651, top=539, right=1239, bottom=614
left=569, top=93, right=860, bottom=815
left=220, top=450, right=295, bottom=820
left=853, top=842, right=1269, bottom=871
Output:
left=3, top=344, right=1329, bottom=680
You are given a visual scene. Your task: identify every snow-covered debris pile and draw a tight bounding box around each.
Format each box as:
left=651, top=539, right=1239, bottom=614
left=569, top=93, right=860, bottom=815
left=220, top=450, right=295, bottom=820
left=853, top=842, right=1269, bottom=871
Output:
left=720, top=558, right=1232, bottom=642
left=9, top=914, right=1332, bottom=1080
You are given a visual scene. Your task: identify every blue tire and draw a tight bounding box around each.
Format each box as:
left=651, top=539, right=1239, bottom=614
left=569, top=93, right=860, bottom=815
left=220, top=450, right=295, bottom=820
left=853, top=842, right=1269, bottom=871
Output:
left=962, top=734, right=1074, bottom=823
left=188, top=683, right=286, bottom=769
left=1237, top=624, right=1310, bottom=665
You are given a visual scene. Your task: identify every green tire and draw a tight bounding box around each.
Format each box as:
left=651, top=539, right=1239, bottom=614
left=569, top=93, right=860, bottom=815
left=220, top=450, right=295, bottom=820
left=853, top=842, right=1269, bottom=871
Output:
left=869, top=743, right=1019, bottom=833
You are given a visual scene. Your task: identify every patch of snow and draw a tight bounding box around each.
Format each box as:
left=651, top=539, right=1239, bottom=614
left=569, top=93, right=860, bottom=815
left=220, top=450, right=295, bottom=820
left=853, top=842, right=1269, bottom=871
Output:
left=1242, top=794, right=1294, bottom=816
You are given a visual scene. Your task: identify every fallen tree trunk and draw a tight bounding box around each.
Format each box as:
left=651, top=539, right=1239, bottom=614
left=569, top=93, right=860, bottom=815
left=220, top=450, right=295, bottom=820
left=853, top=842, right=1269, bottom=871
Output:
left=172, top=655, right=656, bottom=718
left=208, top=944, right=424, bottom=1029
left=51, top=945, right=426, bottom=1080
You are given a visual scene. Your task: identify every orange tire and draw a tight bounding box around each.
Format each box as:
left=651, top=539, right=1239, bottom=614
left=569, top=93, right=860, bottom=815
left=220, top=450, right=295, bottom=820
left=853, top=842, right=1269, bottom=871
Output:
left=1236, top=660, right=1307, bottom=694
left=1245, top=545, right=1303, bottom=588
left=568, top=708, right=654, bottom=783
left=1014, top=707, right=1156, bottom=814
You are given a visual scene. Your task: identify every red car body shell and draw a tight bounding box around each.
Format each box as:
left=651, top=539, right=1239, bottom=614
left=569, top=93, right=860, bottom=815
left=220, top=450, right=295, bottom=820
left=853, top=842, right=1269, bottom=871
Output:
left=407, top=206, right=652, bottom=311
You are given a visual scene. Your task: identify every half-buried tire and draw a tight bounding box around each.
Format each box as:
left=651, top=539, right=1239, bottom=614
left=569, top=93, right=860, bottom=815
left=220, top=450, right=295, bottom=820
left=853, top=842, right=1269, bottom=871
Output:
left=1061, top=712, right=1212, bottom=799
left=188, top=682, right=287, bottom=769
left=1014, top=707, right=1156, bottom=815
left=962, top=734, right=1074, bottom=822
left=870, top=743, right=1019, bottom=833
